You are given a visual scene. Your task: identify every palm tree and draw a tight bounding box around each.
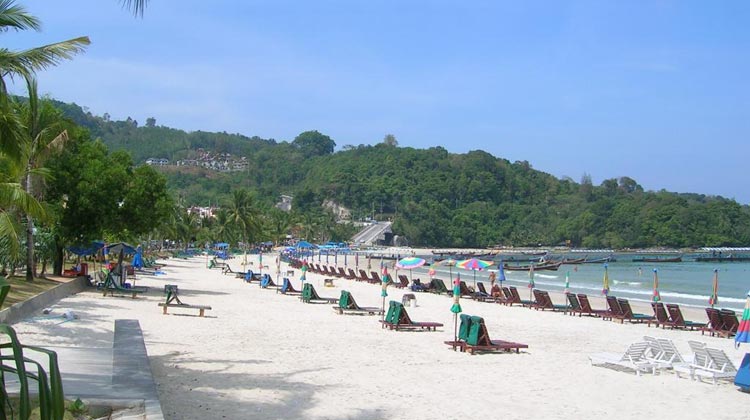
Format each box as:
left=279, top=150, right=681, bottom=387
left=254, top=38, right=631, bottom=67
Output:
left=17, top=77, right=68, bottom=280
left=225, top=189, right=260, bottom=259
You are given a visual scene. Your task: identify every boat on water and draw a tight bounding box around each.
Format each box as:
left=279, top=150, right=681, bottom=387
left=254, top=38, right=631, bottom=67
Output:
left=581, top=256, right=616, bottom=264
left=503, top=261, right=562, bottom=271
left=561, top=257, right=587, bottom=264
left=632, top=256, right=683, bottom=263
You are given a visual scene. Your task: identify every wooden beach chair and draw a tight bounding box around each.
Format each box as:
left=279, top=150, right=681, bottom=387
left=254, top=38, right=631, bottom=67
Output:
left=665, top=304, right=706, bottom=330
left=300, top=283, right=339, bottom=304
left=346, top=268, right=358, bottom=280
left=651, top=302, right=670, bottom=328
left=577, top=294, right=608, bottom=318
left=702, top=308, right=726, bottom=337
left=357, top=269, right=371, bottom=282
left=509, top=286, right=534, bottom=307
left=380, top=301, right=443, bottom=331
left=259, top=274, right=277, bottom=289
left=719, top=309, right=739, bottom=337
left=464, top=315, right=528, bottom=355
left=333, top=290, right=383, bottom=315
left=616, top=298, right=655, bottom=325
left=370, top=271, right=382, bottom=284
left=444, top=313, right=473, bottom=351
left=337, top=267, right=348, bottom=278
left=565, top=293, right=582, bottom=316
left=396, top=275, right=410, bottom=289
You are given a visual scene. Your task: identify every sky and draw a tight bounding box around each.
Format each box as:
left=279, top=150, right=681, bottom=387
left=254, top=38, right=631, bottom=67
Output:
left=6, top=1, right=750, bottom=202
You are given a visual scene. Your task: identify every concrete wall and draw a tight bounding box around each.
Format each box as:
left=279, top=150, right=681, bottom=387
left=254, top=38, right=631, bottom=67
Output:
left=0, top=277, right=89, bottom=324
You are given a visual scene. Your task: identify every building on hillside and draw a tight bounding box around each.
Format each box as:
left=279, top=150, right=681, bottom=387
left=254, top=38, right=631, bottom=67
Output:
left=276, top=195, right=293, bottom=212
left=145, top=158, right=169, bottom=166
left=187, top=206, right=218, bottom=219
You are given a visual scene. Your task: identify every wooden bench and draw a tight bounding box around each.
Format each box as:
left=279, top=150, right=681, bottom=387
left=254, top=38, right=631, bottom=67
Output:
left=158, top=303, right=212, bottom=317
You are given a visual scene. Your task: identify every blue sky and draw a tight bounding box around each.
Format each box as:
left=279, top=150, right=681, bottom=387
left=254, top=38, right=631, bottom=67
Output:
left=7, top=1, right=750, bottom=202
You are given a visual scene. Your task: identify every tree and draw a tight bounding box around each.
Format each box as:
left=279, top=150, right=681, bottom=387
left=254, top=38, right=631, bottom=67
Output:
left=145, top=117, right=156, bottom=127
left=382, top=134, right=398, bottom=147
left=292, top=130, right=335, bottom=156
left=17, top=78, right=69, bottom=281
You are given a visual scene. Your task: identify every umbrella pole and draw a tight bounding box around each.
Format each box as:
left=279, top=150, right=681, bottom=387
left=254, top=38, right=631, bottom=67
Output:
left=453, top=313, right=458, bottom=351
left=381, top=296, right=386, bottom=324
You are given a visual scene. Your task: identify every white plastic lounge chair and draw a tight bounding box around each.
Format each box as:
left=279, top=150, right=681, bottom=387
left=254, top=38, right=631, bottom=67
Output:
left=676, top=347, right=738, bottom=385
left=590, top=342, right=658, bottom=376
left=643, top=336, right=687, bottom=369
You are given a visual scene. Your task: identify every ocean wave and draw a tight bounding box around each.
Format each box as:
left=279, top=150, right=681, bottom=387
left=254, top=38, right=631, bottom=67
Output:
left=612, top=280, right=643, bottom=286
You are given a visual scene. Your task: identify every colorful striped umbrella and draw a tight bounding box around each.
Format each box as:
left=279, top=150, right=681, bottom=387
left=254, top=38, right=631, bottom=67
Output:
left=709, top=269, right=719, bottom=308
left=735, top=291, right=750, bottom=347
left=396, top=256, right=426, bottom=281
left=602, top=264, right=610, bottom=296
left=652, top=269, right=661, bottom=302
left=450, top=273, right=462, bottom=346
left=457, top=258, right=493, bottom=290
left=564, top=271, right=570, bottom=294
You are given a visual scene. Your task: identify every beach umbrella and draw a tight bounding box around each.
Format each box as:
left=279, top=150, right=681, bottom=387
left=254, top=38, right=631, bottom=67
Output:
left=602, top=264, right=610, bottom=296
left=275, top=256, right=281, bottom=284
left=396, top=257, right=426, bottom=281
left=564, top=271, right=570, bottom=294
left=652, top=269, right=661, bottom=302
left=528, top=264, right=535, bottom=303
left=456, top=258, right=493, bottom=290
left=133, top=245, right=144, bottom=270
left=380, top=267, right=390, bottom=322
left=355, top=253, right=359, bottom=270
left=709, top=269, right=719, bottom=308
left=300, top=261, right=308, bottom=283
left=498, top=260, right=506, bottom=288
left=259, top=251, right=263, bottom=276
left=735, top=290, right=750, bottom=348
left=450, top=273, right=462, bottom=347
left=367, top=255, right=372, bottom=270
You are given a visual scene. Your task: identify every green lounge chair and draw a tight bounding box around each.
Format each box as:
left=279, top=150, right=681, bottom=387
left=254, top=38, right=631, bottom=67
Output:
left=0, top=277, right=10, bottom=310
left=444, top=313, right=473, bottom=351
left=431, top=278, right=450, bottom=295
left=300, top=283, right=339, bottom=304
left=100, top=272, right=148, bottom=298
left=380, top=301, right=443, bottom=331
left=464, top=315, right=529, bottom=354
left=333, top=290, right=382, bottom=315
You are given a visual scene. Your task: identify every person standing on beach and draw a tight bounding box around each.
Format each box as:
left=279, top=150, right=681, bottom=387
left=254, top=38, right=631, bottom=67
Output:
left=489, top=271, right=497, bottom=287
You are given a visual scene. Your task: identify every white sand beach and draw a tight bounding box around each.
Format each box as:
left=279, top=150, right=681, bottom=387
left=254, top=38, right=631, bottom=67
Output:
left=9, top=254, right=750, bottom=420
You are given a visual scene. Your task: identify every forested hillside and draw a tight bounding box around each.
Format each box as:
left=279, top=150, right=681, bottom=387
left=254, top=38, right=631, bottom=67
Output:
left=55, top=101, right=750, bottom=248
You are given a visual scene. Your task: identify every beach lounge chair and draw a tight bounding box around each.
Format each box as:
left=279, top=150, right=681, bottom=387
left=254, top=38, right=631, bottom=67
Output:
left=333, top=290, right=383, bottom=315
left=431, top=278, right=451, bottom=295
left=158, top=284, right=212, bottom=317
left=616, top=299, right=655, bottom=324
left=380, top=301, right=443, bottom=331
left=665, top=304, right=706, bottom=330
left=577, top=294, right=609, bottom=318
left=464, top=315, right=528, bottom=355
left=702, top=308, right=727, bottom=337
left=100, top=272, right=148, bottom=298
left=444, top=314, right=473, bottom=351
left=337, top=267, right=348, bottom=278
left=642, top=336, right=687, bottom=370
left=509, top=286, right=535, bottom=307
left=651, top=302, right=670, bottom=328
left=279, top=278, right=302, bottom=295
left=475, top=282, right=491, bottom=300
left=532, top=290, right=568, bottom=312
left=589, top=341, right=658, bottom=376
left=674, top=344, right=737, bottom=385
left=300, top=283, right=339, bottom=304
left=260, top=274, right=277, bottom=289
left=457, top=281, right=474, bottom=298
left=565, top=293, right=582, bottom=316
left=370, top=271, right=382, bottom=284
left=719, top=309, right=739, bottom=337
left=396, top=275, right=410, bottom=289
left=346, top=268, right=357, bottom=280
left=357, top=269, right=371, bottom=282
left=605, top=296, right=624, bottom=321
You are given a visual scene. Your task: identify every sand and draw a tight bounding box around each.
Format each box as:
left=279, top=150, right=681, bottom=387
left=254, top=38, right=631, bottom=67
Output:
left=9, top=254, right=750, bottom=420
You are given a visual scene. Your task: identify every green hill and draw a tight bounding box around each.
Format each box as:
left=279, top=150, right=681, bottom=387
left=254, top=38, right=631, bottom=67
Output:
left=54, top=100, right=750, bottom=248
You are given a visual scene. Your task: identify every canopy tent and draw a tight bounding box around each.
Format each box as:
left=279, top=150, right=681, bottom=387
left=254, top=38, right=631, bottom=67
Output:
left=67, top=241, right=105, bottom=256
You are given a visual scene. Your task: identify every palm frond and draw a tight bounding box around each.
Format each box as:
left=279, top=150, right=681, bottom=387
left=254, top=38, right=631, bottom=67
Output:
left=119, top=0, right=148, bottom=17
left=0, top=36, right=90, bottom=80
left=0, top=0, right=41, bottom=32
